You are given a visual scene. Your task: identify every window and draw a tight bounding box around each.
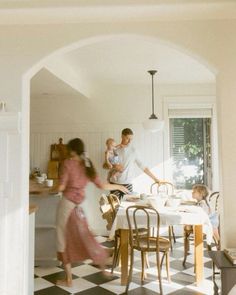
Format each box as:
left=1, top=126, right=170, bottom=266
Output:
left=169, top=117, right=212, bottom=189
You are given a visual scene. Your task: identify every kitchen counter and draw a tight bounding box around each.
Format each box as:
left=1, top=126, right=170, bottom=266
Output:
left=29, top=204, right=38, bottom=214
left=29, top=178, right=61, bottom=267
left=29, top=178, right=58, bottom=196
left=29, top=203, right=38, bottom=295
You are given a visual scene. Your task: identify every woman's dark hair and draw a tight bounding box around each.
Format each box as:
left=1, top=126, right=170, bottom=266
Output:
left=67, top=138, right=97, bottom=180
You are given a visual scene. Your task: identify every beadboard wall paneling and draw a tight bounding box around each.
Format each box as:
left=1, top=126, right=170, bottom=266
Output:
left=30, top=125, right=164, bottom=235
left=30, top=124, right=164, bottom=181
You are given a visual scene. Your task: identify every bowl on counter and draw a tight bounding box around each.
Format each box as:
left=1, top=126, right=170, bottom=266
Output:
left=36, top=176, right=44, bottom=184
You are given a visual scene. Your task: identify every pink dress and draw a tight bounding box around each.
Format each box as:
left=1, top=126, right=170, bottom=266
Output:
left=57, top=158, right=108, bottom=265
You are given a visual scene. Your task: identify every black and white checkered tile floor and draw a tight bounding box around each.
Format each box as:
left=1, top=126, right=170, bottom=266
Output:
left=34, top=236, right=220, bottom=294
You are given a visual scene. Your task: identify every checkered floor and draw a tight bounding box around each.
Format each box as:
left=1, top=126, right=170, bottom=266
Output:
left=34, top=236, right=220, bottom=294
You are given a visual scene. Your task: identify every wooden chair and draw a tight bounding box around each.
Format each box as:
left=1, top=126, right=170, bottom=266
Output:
left=107, top=194, right=120, bottom=218
left=106, top=194, right=122, bottom=273
left=208, top=191, right=221, bottom=249
left=126, top=205, right=171, bottom=294
left=99, top=194, right=123, bottom=273
left=182, top=191, right=220, bottom=266
left=209, top=192, right=220, bottom=215
left=150, top=181, right=176, bottom=250
left=99, top=194, right=114, bottom=230
left=106, top=194, right=150, bottom=273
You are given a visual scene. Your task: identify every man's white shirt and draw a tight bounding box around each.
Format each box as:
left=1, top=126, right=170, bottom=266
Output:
left=110, top=144, right=146, bottom=184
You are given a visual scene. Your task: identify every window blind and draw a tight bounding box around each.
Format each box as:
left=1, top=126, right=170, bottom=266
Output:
left=168, top=108, right=212, bottom=118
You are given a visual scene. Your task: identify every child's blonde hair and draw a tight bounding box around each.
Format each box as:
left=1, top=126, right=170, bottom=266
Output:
left=106, top=138, right=115, bottom=146
left=192, top=184, right=209, bottom=199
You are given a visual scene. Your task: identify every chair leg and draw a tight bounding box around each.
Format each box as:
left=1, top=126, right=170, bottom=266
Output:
left=168, top=226, right=173, bottom=251
left=213, top=236, right=221, bottom=250
left=160, top=252, right=165, bottom=268
left=111, top=234, right=120, bottom=273
left=183, top=232, right=190, bottom=266
left=145, top=252, right=150, bottom=269
left=165, top=252, right=171, bottom=283
left=156, top=252, right=163, bottom=295
left=125, top=248, right=134, bottom=293
left=171, top=226, right=176, bottom=243
left=141, top=251, right=147, bottom=281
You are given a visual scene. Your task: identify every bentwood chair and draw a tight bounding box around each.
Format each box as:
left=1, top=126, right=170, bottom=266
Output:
left=182, top=191, right=221, bottom=266
left=99, top=194, right=122, bottom=272
left=99, top=194, right=114, bottom=230
left=106, top=194, right=122, bottom=273
left=107, top=194, right=120, bottom=218
left=126, top=205, right=171, bottom=294
left=209, top=191, right=221, bottom=249
left=150, top=181, right=176, bottom=250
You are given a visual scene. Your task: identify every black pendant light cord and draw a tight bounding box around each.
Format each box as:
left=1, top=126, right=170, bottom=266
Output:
left=148, top=70, right=158, bottom=119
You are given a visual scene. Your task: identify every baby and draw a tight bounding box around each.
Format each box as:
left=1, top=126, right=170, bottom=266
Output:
left=192, top=184, right=220, bottom=245
left=103, top=138, right=123, bottom=182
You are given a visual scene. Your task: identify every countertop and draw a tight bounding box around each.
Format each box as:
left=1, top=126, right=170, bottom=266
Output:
left=29, top=178, right=59, bottom=197
left=29, top=204, right=38, bottom=214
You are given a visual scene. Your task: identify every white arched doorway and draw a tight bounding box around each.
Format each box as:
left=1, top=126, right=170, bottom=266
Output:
left=21, top=33, right=217, bottom=294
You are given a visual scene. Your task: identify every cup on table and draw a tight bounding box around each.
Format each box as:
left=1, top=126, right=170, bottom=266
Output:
left=36, top=176, right=44, bottom=184
left=45, top=179, right=53, bottom=187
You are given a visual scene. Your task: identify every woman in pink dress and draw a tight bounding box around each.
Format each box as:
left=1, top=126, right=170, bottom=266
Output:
left=56, top=138, right=128, bottom=287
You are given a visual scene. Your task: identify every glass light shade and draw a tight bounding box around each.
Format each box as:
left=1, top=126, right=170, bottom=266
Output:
left=142, top=118, right=164, bottom=132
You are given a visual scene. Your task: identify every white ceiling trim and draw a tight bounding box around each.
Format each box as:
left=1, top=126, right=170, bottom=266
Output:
left=0, top=2, right=236, bottom=24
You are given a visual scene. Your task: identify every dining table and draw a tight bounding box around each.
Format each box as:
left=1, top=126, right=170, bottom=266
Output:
left=109, top=198, right=213, bottom=286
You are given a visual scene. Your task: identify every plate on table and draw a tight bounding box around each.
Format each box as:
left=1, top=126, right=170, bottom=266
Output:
left=124, top=194, right=140, bottom=202
left=180, top=200, right=197, bottom=206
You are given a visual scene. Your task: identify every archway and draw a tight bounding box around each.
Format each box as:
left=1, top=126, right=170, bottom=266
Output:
left=22, top=32, right=217, bottom=293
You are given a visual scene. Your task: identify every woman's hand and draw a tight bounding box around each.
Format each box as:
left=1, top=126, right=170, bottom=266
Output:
left=101, top=183, right=129, bottom=193
left=117, top=185, right=129, bottom=194
left=158, top=180, right=173, bottom=186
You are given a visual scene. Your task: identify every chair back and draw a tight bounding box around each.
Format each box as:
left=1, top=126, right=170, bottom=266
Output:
left=126, top=205, right=161, bottom=251
left=99, top=194, right=114, bottom=230
left=150, top=181, right=174, bottom=196
left=107, top=194, right=120, bottom=216
left=208, top=191, right=220, bottom=213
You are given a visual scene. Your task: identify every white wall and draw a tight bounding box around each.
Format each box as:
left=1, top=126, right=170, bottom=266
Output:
left=0, top=19, right=236, bottom=294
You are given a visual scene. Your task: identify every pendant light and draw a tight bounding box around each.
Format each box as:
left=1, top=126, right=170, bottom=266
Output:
left=142, top=70, right=164, bottom=132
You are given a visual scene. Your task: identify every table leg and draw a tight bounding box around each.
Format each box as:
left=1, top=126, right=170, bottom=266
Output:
left=120, top=229, right=129, bottom=285
left=194, top=224, right=203, bottom=285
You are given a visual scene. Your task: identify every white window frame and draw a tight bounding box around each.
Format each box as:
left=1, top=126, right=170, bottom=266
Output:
left=163, top=96, right=219, bottom=191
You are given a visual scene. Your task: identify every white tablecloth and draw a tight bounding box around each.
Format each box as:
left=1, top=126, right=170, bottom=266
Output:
left=109, top=201, right=213, bottom=244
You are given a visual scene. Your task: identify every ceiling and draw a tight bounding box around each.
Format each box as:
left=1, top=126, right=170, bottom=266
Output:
left=64, top=37, right=215, bottom=85
left=31, top=35, right=215, bottom=98
left=30, top=68, right=81, bottom=97
left=24, top=0, right=221, bottom=97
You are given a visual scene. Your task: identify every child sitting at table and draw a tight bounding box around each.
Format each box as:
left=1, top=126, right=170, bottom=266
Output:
left=192, top=184, right=220, bottom=245
left=103, top=138, right=123, bottom=182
